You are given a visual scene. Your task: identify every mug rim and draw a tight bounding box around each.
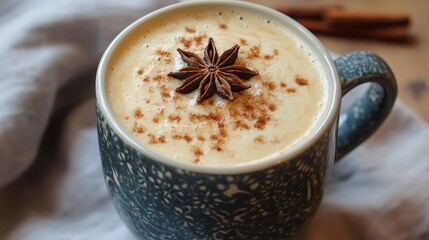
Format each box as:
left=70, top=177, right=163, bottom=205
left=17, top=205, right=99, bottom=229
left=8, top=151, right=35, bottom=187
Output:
left=96, top=0, right=342, bottom=175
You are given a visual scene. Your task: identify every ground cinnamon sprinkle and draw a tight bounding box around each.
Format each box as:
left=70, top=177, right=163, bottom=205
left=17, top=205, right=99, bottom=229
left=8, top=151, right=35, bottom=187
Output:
left=160, top=85, right=171, bottom=99
left=155, top=49, right=172, bottom=57
left=179, top=34, right=207, bottom=48
left=239, top=38, right=248, bottom=46
left=229, top=108, right=239, bottom=117
left=234, top=120, right=250, bottom=130
left=180, top=37, right=192, bottom=48
left=148, top=134, right=166, bottom=144
left=143, top=76, right=150, bottom=82
left=158, top=64, right=280, bottom=153
left=243, top=103, right=255, bottom=112
left=264, top=49, right=279, bottom=60
left=263, top=81, right=277, bottom=90
left=264, top=55, right=274, bottom=60
left=194, top=34, right=207, bottom=46
left=132, top=122, right=145, bottom=134
left=173, top=95, right=181, bottom=102
left=152, top=117, right=160, bottom=123
left=218, top=124, right=228, bottom=138
left=210, top=135, right=219, bottom=141
left=184, top=135, right=192, bottom=143
left=213, top=146, right=223, bottom=152
left=227, top=92, right=276, bottom=131
left=168, top=115, right=181, bottom=122
left=207, top=98, right=215, bottom=106
left=193, top=147, right=203, bottom=157
left=172, top=134, right=193, bottom=143
left=137, top=69, right=143, bottom=75
left=134, top=108, right=144, bottom=119
left=247, top=45, right=261, bottom=59
left=254, top=135, right=265, bottom=143
left=185, top=26, right=196, bottom=33
left=254, top=115, right=271, bottom=130
left=209, top=130, right=226, bottom=152
left=176, top=118, right=229, bottom=152
left=148, top=134, right=156, bottom=144
left=197, top=135, right=206, bottom=142
left=172, top=134, right=181, bottom=140
left=287, top=88, right=296, bottom=93
left=153, top=75, right=164, bottom=82
left=189, top=112, right=222, bottom=122
left=158, top=135, right=166, bottom=143
left=295, top=75, right=309, bottom=86
left=243, top=112, right=256, bottom=120
left=280, top=82, right=287, bottom=88
left=219, top=23, right=228, bottom=29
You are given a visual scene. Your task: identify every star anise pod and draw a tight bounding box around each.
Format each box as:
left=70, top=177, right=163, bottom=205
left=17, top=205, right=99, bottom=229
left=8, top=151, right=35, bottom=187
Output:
left=168, top=37, right=258, bottom=102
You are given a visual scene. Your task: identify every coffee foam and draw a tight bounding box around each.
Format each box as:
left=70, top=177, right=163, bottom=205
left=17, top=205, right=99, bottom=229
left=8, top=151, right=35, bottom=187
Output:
left=105, top=6, right=329, bottom=166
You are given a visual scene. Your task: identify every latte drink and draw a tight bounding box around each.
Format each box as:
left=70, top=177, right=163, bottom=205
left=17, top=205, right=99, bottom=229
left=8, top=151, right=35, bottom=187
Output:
left=105, top=5, right=329, bottom=166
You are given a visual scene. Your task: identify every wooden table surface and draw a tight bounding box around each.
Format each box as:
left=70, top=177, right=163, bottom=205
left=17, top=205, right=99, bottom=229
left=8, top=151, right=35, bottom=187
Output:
left=248, top=0, right=429, bottom=122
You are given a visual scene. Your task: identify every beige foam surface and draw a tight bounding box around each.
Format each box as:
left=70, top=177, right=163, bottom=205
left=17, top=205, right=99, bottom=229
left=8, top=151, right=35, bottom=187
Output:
left=106, top=6, right=328, bottom=166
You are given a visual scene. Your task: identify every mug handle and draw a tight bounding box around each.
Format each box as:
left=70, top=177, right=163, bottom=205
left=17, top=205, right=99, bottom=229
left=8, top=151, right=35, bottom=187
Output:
left=334, top=51, right=397, bottom=161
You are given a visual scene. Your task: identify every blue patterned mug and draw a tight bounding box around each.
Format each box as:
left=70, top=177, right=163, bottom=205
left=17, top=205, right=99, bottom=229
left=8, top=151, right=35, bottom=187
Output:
left=96, top=1, right=397, bottom=239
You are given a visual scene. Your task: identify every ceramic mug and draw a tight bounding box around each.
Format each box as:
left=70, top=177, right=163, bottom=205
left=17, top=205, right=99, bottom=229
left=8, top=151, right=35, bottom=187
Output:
left=95, top=1, right=397, bottom=239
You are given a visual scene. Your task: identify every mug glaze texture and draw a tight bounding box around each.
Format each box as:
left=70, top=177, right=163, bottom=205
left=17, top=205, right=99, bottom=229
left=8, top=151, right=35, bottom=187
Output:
left=97, top=107, right=335, bottom=239
left=96, top=1, right=396, bottom=239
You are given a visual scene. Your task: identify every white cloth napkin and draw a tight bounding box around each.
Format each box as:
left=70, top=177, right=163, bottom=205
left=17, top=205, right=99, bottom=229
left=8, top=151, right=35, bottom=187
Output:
left=0, top=0, right=428, bottom=239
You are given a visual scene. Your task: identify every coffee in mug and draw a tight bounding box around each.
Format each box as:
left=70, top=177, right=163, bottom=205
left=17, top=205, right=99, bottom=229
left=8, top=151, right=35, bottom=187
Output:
left=105, top=6, right=329, bottom=167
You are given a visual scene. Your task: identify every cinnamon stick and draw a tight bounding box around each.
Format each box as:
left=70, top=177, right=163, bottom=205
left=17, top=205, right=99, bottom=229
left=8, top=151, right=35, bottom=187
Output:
left=275, top=5, right=411, bottom=42
left=296, top=18, right=410, bottom=42
left=324, top=8, right=411, bottom=27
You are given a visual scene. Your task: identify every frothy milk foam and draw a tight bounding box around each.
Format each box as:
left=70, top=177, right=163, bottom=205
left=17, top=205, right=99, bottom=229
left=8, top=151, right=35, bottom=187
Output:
left=105, top=6, right=329, bottom=166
